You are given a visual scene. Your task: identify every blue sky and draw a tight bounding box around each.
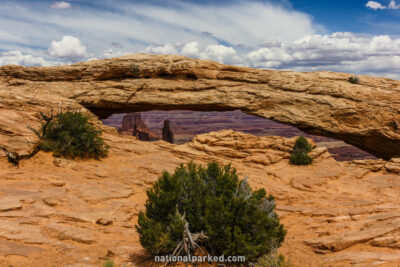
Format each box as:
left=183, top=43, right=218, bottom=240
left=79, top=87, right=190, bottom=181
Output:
left=1, top=0, right=400, bottom=79
left=291, top=0, right=400, bottom=35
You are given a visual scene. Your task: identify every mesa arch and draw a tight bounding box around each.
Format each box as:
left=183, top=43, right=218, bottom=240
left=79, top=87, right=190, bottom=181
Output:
left=0, top=54, right=399, bottom=159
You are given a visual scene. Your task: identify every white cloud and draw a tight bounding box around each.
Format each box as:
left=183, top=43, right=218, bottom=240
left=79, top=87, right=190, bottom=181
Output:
left=389, top=0, right=400, bottom=9
left=1, top=1, right=400, bottom=79
left=142, top=33, right=400, bottom=79
left=144, top=42, right=241, bottom=64
left=245, top=33, right=400, bottom=78
left=132, top=1, right=317, bottom=45
left=181, top=42, right=200, bottom=58
left=145, top=44, right=178, bottom=55
left=0, top=0, right=319, bottom=62
left=50, top=1, right=71, bottom=9
left=0, top=51, right=53, bottom=66
left=101, top=48, right=128, bottom=59
left=366, top=0, right=400, bottom=9
left=199, top=44, right=241, bottom=64
left=48, top=36, right=89, bottom=60
left=366, top=1, right=386, bottom=9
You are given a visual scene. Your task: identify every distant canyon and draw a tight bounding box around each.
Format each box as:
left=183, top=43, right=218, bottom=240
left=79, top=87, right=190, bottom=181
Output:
left=102, top=110, right=376, bottom=162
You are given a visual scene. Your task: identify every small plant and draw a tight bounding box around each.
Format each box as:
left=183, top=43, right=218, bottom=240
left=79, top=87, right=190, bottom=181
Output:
left=39, top=111, right=108, bottom=159
left=0, top=147, right=20, bottom=167
left=136, top=162, right=286, bottom=263
left=348, top=76, right=360, bottom=84
left=130, top=64, right=140, bottom=77
left=290, top=136, right=312, bottom=165
left=255, top=253, right=290, bottom=267
left=102, top=260, right=114, bottom=267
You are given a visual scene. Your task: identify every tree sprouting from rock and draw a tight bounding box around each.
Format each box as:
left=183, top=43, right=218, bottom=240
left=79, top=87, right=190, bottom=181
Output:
left=38, top=111, right=109, bottom=159
left=290, top=136, right=312, bottom=165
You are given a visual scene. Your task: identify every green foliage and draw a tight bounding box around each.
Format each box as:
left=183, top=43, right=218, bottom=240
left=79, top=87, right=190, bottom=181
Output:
left=348, top=76, right=360, bottom=84
left=255, top=253, right=290, bottom=267
left=102, top=260, right=114, bottom=267
left=292, top=136, right=312, bottom=153
left=290, top=151, right=312, bottom=165
left=136, top=162, right=286, bottom=262
left=290, top=136, right=312, bottom=165
left=130, top=64, right=140, bottom=76
left=40, top=111, right=108, bottom=159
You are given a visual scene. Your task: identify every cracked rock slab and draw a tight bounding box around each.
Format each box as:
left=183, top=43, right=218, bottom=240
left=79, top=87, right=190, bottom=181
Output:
left=0, top=196, right=22, bottom=211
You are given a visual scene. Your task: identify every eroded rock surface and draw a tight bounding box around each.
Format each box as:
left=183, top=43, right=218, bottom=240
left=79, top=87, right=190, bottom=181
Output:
left=0, top=55, right=400, bottom=266
left=0, top=54, right=399, bottom=159
left=0, top=130, right=398, bottom=266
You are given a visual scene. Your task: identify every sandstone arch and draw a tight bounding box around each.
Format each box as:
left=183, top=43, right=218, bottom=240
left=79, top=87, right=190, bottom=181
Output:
left=0, top=54, right=399, bottom=159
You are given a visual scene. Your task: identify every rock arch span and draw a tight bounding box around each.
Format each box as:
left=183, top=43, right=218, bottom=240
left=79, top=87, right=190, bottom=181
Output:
left=0, top=54, right=399, bottom=159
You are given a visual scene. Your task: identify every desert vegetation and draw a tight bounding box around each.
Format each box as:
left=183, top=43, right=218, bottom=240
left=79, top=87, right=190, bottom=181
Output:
left=136, top=162, right=286, bottom=264
left=348, top=76, right=360, bottom=84
left=290, top=136, right=313, bottom=165
left=34, top=110, right=108, bottom=159
left=102, top=260, right=114, bottom=267
left=255, top=253, right=290, bottom=267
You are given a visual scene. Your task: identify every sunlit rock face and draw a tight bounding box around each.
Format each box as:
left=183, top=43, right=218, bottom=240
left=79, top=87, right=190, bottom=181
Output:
left=0, top=54, right=399, bottom=159
left=0, top=129, right=399, bottom=266
left=0, top=54, right=399, bottom=266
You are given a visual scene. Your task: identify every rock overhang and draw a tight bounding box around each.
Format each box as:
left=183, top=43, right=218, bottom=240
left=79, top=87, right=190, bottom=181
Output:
left=0, top=54, right=399, bottom=159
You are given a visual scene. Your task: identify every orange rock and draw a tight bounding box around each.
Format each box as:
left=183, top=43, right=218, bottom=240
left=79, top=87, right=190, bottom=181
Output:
left=0, top=54, right=399, bottom=159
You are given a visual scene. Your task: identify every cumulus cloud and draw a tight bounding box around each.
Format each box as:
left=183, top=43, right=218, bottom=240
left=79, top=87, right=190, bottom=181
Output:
left=145, top=44, right=178, bottom=55
left=144, top=42, right=241, bottom=64
left=199, top=44, right=241, bottom=64
left=246, top=33, right=400, bottom=74
left=389, top=0, right=400, bottom=9
left=50, top=1, right=71, bottom=9
left=366, top=0, right=400, bottom=9
left=101, top=48, right=128, bottom=59
left=143, top=33, right=400, bottom=79
left=181, top=42, right=200, bottom=58
left=366, top=1, right=386, bottom=9
left=2, top=0, right=400, bottom=79
left=48, top=36, right=89, bottom=60
left=0, top=0, right=318, bottom=62
left=0, top=51, right=52, bottom=66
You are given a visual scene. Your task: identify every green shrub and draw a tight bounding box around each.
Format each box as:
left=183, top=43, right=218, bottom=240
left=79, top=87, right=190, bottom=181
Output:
left=40, top=111, right=108, bottom=159
left=102, top=260, right=114, bottom=267
left=348, top=76, right=360, bottom=84
left=290, top=136, right=312, bottom=165
left=255, top=253, right=290, bottom=267
left=136, top=162, right=286, bottom=263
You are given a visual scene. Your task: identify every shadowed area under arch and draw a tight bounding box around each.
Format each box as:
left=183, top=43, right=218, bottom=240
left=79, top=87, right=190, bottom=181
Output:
left=103, top=110, right=377, bottom=161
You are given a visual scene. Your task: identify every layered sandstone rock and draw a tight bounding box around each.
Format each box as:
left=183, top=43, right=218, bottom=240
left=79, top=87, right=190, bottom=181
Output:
left=0, top=54, right=399, bottom=159
left=0, top=54, right=400, bottom=266
left=0, top=130, right=398, bottom=266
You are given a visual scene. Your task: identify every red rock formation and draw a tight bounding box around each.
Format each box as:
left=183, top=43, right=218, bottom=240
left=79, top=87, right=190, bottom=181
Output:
left=132, top=124, right=150, bottom=141
left=121, top=113, right=148, bottom=131
left=117, top=113, right=156, bottom=140
left=162, top=119, right=174, bottom=144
